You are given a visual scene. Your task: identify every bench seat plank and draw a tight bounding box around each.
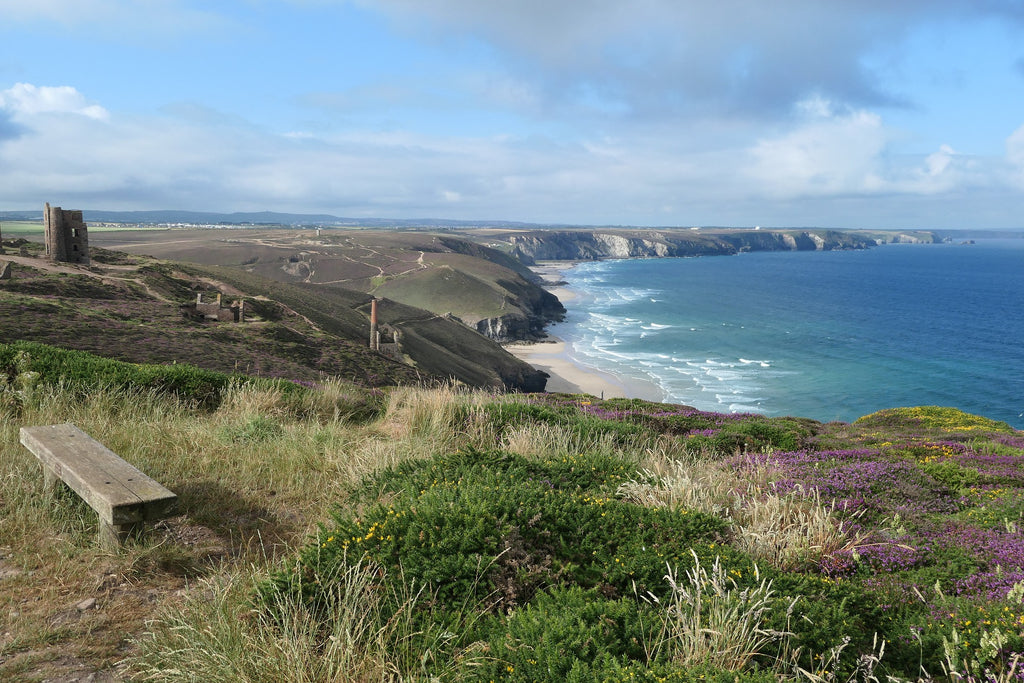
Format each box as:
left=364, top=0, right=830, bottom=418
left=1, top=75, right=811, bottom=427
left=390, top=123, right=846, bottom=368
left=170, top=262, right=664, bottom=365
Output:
left=20, top=424, right=177, bottom=541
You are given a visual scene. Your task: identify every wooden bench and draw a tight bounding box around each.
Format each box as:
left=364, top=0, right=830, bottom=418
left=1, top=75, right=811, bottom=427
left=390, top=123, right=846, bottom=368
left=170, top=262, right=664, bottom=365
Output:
left=20, top=424, right=177, bottom=547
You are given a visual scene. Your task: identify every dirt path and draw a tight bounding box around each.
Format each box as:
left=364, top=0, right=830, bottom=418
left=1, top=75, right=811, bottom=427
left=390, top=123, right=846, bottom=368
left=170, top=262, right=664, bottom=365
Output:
left=2, top=254, right=244, bottom=306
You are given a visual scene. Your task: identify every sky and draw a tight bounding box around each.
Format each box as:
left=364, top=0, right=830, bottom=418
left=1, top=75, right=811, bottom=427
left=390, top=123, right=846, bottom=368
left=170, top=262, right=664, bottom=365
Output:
left=2, top=1, right=1024, bottom=229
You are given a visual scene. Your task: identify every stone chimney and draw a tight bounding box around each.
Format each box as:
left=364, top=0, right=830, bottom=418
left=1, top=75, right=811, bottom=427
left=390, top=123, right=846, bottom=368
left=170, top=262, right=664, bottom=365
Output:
left=369, top=298, right=379, bottom=350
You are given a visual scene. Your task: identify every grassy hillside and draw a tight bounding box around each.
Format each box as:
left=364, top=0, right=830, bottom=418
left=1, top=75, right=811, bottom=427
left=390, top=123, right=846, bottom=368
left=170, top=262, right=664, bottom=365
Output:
left=91, top=228, right=565, bottom=339
left=2, top=349, right=1024, bottom=681
left=0, top=244, right=546, bottom=391
left=375, top=265, right=508, bottom=319
left=183, top=263, right=549, bottom=391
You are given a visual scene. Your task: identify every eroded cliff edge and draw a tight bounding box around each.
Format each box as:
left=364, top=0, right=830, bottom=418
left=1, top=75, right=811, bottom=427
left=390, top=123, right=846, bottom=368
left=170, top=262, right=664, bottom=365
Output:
left=504, top=228, right=896, bottom=263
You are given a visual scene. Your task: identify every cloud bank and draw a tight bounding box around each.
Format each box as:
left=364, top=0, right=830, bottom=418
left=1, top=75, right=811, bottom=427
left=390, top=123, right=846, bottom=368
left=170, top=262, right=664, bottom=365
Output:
left=2, top=1, right=1023, bottom=228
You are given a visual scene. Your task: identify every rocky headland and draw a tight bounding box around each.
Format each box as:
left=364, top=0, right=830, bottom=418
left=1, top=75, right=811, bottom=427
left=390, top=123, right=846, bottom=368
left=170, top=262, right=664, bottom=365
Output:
left=504, top=227, right=924, bottom=263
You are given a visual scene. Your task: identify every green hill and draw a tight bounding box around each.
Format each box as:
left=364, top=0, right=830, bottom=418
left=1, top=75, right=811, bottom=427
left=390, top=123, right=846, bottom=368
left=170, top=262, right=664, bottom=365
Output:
left=91, top=228, right=565, bottom=342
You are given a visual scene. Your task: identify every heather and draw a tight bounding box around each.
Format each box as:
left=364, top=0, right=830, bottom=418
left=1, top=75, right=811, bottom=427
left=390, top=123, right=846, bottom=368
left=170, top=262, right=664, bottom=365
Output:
left=4, top=354, right=1024, bottom=680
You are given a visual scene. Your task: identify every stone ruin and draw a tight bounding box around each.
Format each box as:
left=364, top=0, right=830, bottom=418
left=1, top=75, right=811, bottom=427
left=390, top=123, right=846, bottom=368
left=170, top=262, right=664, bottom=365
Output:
left=44, top=203, right=90, bottom=265
left=0, top=260, right=10, bottom=280
left=181, top=292, right=245, bottom=323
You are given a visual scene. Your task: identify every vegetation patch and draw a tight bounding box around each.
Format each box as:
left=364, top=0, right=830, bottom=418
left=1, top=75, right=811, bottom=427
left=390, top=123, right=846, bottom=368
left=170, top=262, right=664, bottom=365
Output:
left=0, top=340, right=297, bottom=410
left=4, top=351, right=1024, bottom=681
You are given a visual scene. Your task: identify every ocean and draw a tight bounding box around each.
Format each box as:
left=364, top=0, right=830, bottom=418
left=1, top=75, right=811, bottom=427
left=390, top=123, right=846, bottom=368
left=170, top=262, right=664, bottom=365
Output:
left=550, top=238, right=1024, bottom=429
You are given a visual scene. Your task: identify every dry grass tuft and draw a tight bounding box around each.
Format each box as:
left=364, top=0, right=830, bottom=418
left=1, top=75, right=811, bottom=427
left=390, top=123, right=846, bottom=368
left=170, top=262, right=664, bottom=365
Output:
left=377, top=383, right=469, bottom=441
left=500, top=421, right=621, bottom=460
left=129, top=556, right=488, bottom=682
left=619, top=454, right=863, bottom=571
left=645, top=550, right=791, bottom=671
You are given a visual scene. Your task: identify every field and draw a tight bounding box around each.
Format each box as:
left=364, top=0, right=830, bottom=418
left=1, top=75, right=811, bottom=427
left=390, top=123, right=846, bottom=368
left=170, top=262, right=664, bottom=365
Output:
left=1, top=221, right=160, bottom=235
left=0, top=221, right=43, bottom=235
left=3, top=345, right=1024, bottom=681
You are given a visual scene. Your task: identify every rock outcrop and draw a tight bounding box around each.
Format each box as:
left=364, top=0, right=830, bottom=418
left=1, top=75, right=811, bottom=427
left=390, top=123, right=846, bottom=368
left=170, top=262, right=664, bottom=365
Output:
left=476, top=312, right=546, bottom=343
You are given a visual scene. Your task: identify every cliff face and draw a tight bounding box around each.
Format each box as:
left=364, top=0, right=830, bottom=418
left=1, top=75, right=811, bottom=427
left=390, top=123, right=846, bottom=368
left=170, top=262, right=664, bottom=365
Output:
left=472, top=277, right=564, bottom=343
left=508, top=229, right=877, bottom=263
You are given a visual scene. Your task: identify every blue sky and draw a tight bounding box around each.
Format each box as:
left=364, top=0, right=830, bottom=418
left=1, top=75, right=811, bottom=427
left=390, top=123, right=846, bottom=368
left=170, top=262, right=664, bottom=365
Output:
left=2, top=1, right=1024, bottom=229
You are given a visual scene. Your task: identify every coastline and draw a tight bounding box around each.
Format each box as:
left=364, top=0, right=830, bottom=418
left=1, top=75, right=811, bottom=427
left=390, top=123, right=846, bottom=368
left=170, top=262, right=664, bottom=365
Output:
left=506, top=261, right=664, bottom=401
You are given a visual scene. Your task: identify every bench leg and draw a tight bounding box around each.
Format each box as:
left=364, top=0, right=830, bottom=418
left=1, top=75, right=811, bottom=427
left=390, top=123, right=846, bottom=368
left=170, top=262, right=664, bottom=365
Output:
left=42, top=466, right=59, bottom=493
left=99, top=521, right=143, bottom=549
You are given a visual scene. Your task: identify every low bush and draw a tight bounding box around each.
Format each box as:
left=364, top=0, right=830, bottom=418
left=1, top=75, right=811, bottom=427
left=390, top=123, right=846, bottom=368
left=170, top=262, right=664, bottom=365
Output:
left=478, top=586, right=650, bottom=681
left=263, top=447, right=747, bottom=678
left=279, top=448, right=734, bottom=609
left=0, top=340, right=304, bottom=410
left=856, top=406, right=1016, bottom=434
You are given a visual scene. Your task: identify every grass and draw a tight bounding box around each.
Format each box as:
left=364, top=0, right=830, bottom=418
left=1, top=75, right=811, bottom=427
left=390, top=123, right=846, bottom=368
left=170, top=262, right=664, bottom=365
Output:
left=3, top=350, right=1024, bottom=680
left=618, top=456, right=863, bottom=571
left=649, top=551, right=789, bottom=671
left=0, top=369, right=407, bottom=680
left=130, top=559, right=481, bottom=682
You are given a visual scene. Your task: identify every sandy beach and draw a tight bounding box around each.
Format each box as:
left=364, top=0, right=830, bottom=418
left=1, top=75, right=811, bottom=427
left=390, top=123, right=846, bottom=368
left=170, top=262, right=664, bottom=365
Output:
left=506, top=262, right=663, bottom=400
left=505, top=338, right=637, bottom=398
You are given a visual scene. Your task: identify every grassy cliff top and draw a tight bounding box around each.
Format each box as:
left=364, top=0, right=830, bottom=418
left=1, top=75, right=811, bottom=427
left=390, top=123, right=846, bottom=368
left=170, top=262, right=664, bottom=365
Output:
left=2, top=348, right=1023, bottom=681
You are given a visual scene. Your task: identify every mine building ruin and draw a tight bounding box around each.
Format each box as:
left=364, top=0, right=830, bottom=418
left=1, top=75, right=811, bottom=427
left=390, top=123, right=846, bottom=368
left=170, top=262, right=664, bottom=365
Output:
left=181, top=292, right=246, bottom=323
left=44, top=203, right=90, bottom=265
left=368, top=298, right=402, bottom=359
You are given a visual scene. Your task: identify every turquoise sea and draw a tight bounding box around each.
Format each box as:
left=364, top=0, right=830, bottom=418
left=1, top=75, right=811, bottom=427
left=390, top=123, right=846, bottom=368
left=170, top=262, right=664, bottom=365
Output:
left=551, top=238, right=1024, bottom=429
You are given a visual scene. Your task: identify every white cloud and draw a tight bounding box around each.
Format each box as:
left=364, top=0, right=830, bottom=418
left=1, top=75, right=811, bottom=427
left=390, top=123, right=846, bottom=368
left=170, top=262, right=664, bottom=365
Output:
left=1007, top=124, right=1024, bottom=185
left=2, top=80, right=1023, bottom=229
left=0, top=83, right=109, bottom=121
left=745, top=99, right=887, bottom=197
left=1009, top=128, right=1024, bottom=160
left=924, top=144, right=956, bottom=177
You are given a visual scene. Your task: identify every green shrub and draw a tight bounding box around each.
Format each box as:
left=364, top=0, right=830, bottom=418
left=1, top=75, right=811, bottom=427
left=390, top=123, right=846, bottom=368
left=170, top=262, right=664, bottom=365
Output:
left=593, top=663, right=779, bottom=682
left=264, top=447, right=739, bottom=678
left=711, top=418, right=810, bottom=453
left=920, top=460, right=980, bottom=492
left=287, top=451, right=733, bottom=610
left=855, top=406, right=1015, bottom=434
left=356, top=446, right=637, bottom=504
left=479, top=586, right=650, bottom=682
left=0, top=340, right=305, bottom=409
left=766, top=573, right=885, bottom=677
